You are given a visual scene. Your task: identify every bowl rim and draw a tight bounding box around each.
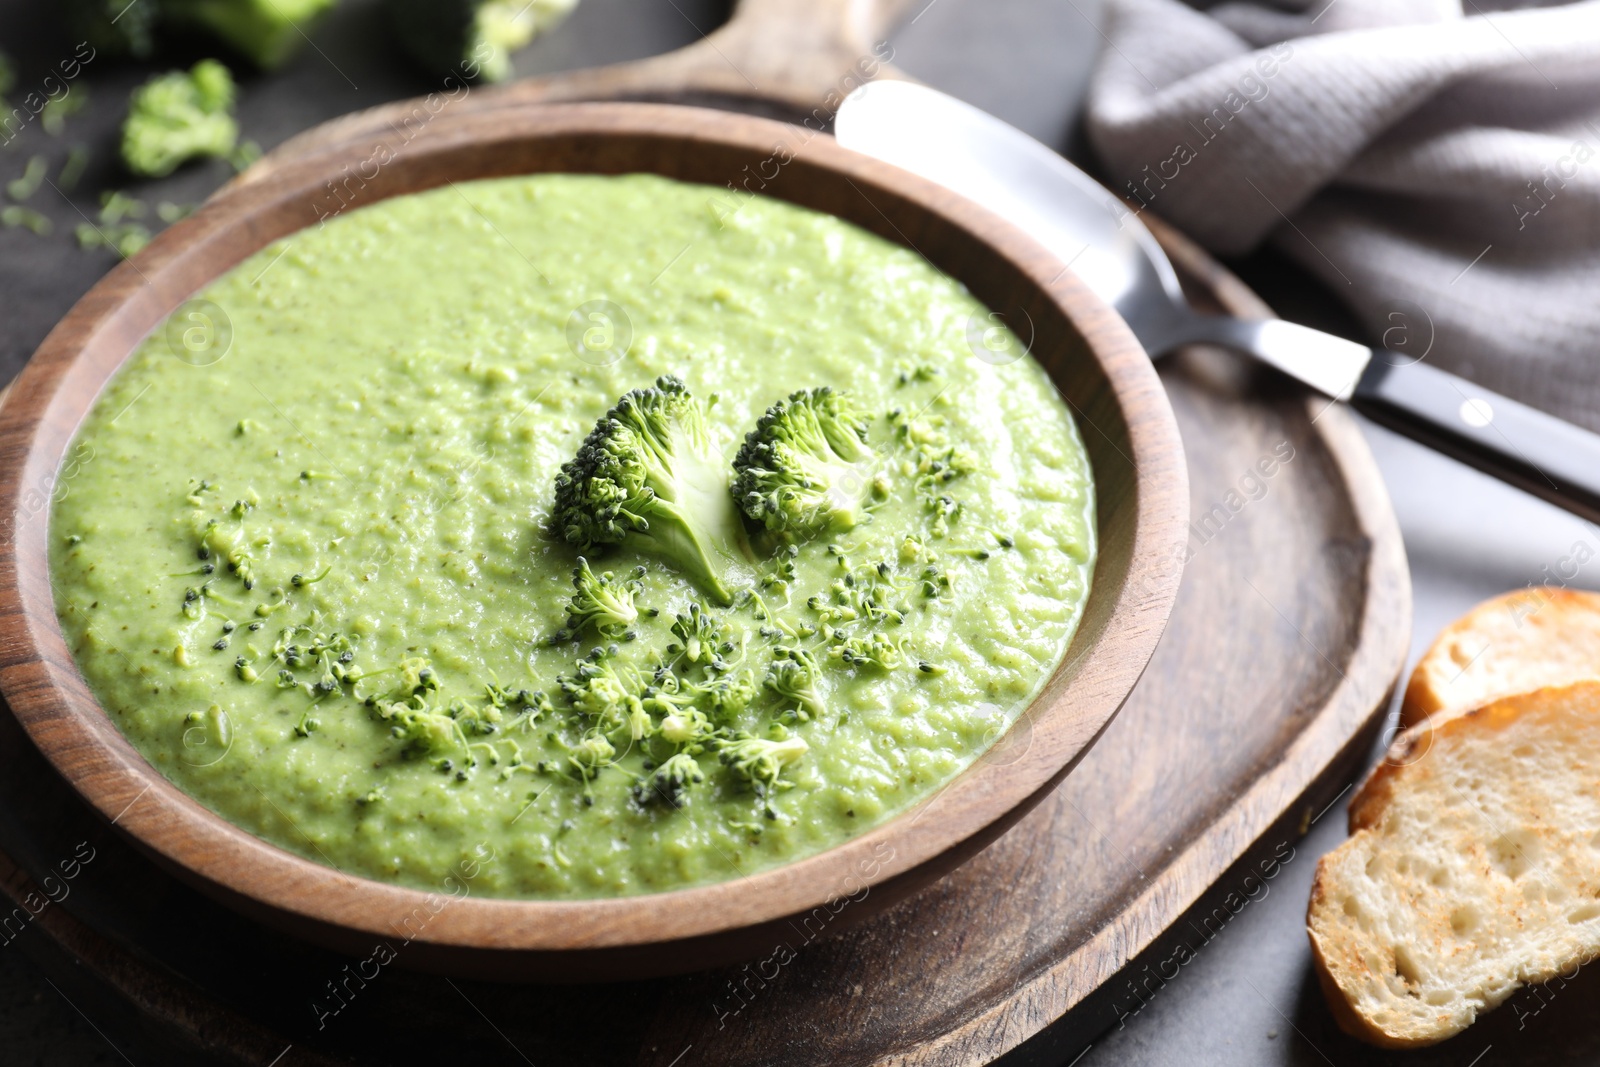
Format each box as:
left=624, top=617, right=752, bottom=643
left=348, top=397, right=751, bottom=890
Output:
left=0, top=101, right=1187, bottom=958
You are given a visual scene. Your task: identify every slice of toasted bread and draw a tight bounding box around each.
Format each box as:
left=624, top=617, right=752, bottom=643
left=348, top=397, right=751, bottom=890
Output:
left=1399, top=587, right=1600, bottom=729
left=1308, top=679, right=1600, bottom=1046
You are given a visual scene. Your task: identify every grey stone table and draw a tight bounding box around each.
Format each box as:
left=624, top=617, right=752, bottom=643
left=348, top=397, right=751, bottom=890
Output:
left=0, top=1, right=1590, bottom=1063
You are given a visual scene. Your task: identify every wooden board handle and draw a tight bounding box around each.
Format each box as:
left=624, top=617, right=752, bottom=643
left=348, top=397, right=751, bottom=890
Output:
left=663, top=0, right=916, bottom=107
left=482, top=0, right=913, bottom=114
left=242, top=0, right=915, bottom=185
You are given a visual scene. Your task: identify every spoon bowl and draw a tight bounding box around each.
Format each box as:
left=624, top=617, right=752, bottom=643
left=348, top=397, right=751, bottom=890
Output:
left=837, top=79, right=1600, bottom=524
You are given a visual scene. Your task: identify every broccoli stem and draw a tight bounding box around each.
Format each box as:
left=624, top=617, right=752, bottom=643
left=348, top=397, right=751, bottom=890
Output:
left=628, top=450, right=751, bottom=605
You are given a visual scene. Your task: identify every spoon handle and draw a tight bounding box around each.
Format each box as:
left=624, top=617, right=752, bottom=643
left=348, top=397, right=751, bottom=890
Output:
left=1351, top=358, right=1600, bottom=525
left=1182, top=313, right=1600, bottom=524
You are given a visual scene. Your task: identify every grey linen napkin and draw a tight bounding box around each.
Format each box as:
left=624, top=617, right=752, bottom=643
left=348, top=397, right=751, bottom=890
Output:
left=1084, top=0, right=1600, bottom=429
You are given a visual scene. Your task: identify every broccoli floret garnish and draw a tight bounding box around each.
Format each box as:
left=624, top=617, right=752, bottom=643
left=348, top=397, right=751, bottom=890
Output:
left=928, top=494, right=962, bottom=539
left=482, top=678, right=539, bottom=711
left=373, top=695, right=463, bottom=756
left=895, top=361, right=944, bottom=385
left=192, top=496, right=260, bottom=591
left=889, top=410, right=979, bottom=539
left=667, top=602, right=727, bottom=667
left=559, top=660, right=652, bottom=741
left=763, top=646, right=825, bottom=722
left=357, top=655, right=437, bottom=707
left=566, top=733, right=616, bottom=793
left=552, top=375, right=752, bottom=605
left=70, top=0, right=335, bottom=68
left=632, top=752, right=705, bottom=808
left=384, top=0, right=579, bottom=82
left=718, top=733, right=808, bottom=815
left=807, top=563, right=908, bottom=627
left=560, top=557, right=641, bottom=639
left=732, top=387, right=881, bottom=537
left=828, top=632, right=904, bottom=671
left=697, top=669, right=757, bottom=720
left=913, top=444, right=978, bottom=494
left=656, top=706, right=717, bottom=750
left=121, top=60, right=239, bottom=179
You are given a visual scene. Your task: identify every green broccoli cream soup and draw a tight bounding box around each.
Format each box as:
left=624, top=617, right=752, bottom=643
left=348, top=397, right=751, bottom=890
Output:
left=50, top=173, right=1096, bottom=899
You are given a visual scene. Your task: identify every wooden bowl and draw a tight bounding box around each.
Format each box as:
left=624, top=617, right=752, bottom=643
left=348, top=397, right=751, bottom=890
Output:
left=0, top=103, right=1187, bottom=980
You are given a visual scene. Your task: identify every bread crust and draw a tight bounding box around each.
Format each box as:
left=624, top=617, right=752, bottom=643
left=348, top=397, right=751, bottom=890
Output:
left=1399, top=587, right=1600, bottom=729
left=1307, top=881, right=1418, bottom=1048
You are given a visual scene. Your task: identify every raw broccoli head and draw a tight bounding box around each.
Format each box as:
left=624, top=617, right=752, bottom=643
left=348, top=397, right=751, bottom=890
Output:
left=70, top=0, right=335, bottom=69
left=732, top=386, right=879, bottom=537
left=121, top=60, right=239, bottom=178
left=168, top=0, right=339, bottom=70
left=552, top=375, right=752, bottom=605
left=384, top=0, right=578, bottom=83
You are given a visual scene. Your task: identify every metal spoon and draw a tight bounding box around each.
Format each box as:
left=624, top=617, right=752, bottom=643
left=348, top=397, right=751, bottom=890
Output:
left=836, top=80, right=1600, bottom=524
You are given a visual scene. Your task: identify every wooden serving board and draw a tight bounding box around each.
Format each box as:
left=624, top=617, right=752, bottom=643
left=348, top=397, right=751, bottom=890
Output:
left=0, top=1, right=1408, bottom=1062
left=0, top=222, right=1408, bottom=1067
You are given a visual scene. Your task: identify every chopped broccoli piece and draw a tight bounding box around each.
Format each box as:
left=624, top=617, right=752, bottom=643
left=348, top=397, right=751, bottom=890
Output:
left=68, top=0, right=161, bottom=59
left=551, top=375, right=753, bottom=605
left=656, top=706, right=716, bottom=750
left=559, top=660, right=651, bottom=741
left=41, top=86, right=91, bottom=137
left=3, top=205, right=52, bottom=236
left=632, top=752, right=705, bottom=808
left=696, top=669, right=757, bottom=721
left=373, top=695, right=462, bottom=756
left=763, top=646, right=825, bottom=721
left=828, top=631, right=904, bottom=671
left=566, top=733, right=615, bottom=791
left=732, top=386, right=880, bottom=537
left=121, top=60, right=239, bottom=178
left=7, top=156, right=48, bottom=202
left=807, top=561, right=908, bottom=627
left=667, top=602, right=725, bottom=666
left=913, top=443, right=978, bottom=494
left=717, top=733, right=807, bottom=812
left=384, top=0, right=578, bottom=83
left=561, top=557, right=640, bottom=638
left=193, top=514, right=255, bottom=590
left=927, top=494, right=961, bottom=539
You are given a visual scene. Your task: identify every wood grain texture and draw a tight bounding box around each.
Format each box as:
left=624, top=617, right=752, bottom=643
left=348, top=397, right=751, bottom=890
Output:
left=0, top=215, right=1409, bottom=1067
left=0, top=103, right=1187, bottom=980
